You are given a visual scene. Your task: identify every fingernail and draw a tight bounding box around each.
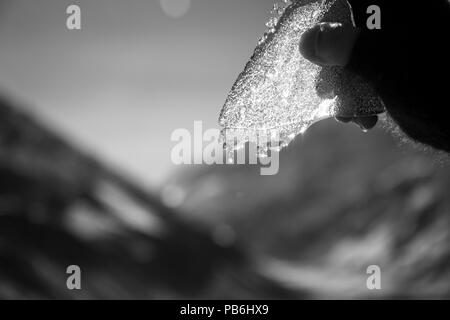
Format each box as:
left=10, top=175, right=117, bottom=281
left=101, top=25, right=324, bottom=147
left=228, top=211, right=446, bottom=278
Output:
left=353, top=116, right=378, bottom=132
left=335, top=116, right=353, bottom=123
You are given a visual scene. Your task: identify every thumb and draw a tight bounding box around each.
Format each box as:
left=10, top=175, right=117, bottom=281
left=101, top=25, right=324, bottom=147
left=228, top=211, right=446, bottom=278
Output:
left=299, top=22, right=360, bottom=67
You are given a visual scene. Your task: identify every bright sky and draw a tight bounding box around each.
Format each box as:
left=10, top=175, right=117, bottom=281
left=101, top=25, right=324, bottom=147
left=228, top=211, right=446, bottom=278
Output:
left=0, top=0, right=275, bottom=188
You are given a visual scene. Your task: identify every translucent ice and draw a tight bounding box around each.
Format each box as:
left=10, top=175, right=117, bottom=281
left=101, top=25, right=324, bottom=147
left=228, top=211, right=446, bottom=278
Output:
left=219, top=0, right=385, bottom=157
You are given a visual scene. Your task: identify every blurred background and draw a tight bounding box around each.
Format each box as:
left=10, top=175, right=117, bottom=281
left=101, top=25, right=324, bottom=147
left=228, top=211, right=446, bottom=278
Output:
left=0, top=0, right=449, bottom=299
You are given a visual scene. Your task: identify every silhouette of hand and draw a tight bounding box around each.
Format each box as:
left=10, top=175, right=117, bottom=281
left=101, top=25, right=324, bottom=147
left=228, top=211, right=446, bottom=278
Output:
left=299, top=22, right=378, bottom=131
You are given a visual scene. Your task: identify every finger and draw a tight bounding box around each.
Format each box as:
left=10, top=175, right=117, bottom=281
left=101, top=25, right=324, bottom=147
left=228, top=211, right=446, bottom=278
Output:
left=299, top=24, right=323, bottom=65
left=335, top=115, right=379, bottom=131
left=299, top=23, right=360, bottom=66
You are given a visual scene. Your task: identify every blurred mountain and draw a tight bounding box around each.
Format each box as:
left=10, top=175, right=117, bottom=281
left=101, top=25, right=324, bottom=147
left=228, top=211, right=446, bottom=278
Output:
left=1, top=94, right=448, bottom=299
left=168, top=116, right=450, bottom=299
left=0, top=95, right=294, bottom=299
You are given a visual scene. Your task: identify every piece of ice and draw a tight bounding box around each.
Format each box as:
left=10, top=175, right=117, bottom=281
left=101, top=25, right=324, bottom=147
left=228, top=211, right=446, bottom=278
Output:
left=219, top=0, right=385, bottom=156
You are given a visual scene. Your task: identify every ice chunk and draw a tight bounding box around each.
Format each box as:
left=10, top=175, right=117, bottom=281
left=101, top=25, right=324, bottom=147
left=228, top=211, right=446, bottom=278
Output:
left=219, top=0, right=384, bottom=157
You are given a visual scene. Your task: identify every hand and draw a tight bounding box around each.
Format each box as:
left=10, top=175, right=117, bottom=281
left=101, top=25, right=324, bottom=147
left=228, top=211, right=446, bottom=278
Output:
left=299, top=22, right=378, bottom=131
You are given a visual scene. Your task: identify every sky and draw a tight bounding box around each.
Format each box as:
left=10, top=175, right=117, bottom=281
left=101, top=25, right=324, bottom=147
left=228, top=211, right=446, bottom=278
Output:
left=0, top=0, right=276, bottom=187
